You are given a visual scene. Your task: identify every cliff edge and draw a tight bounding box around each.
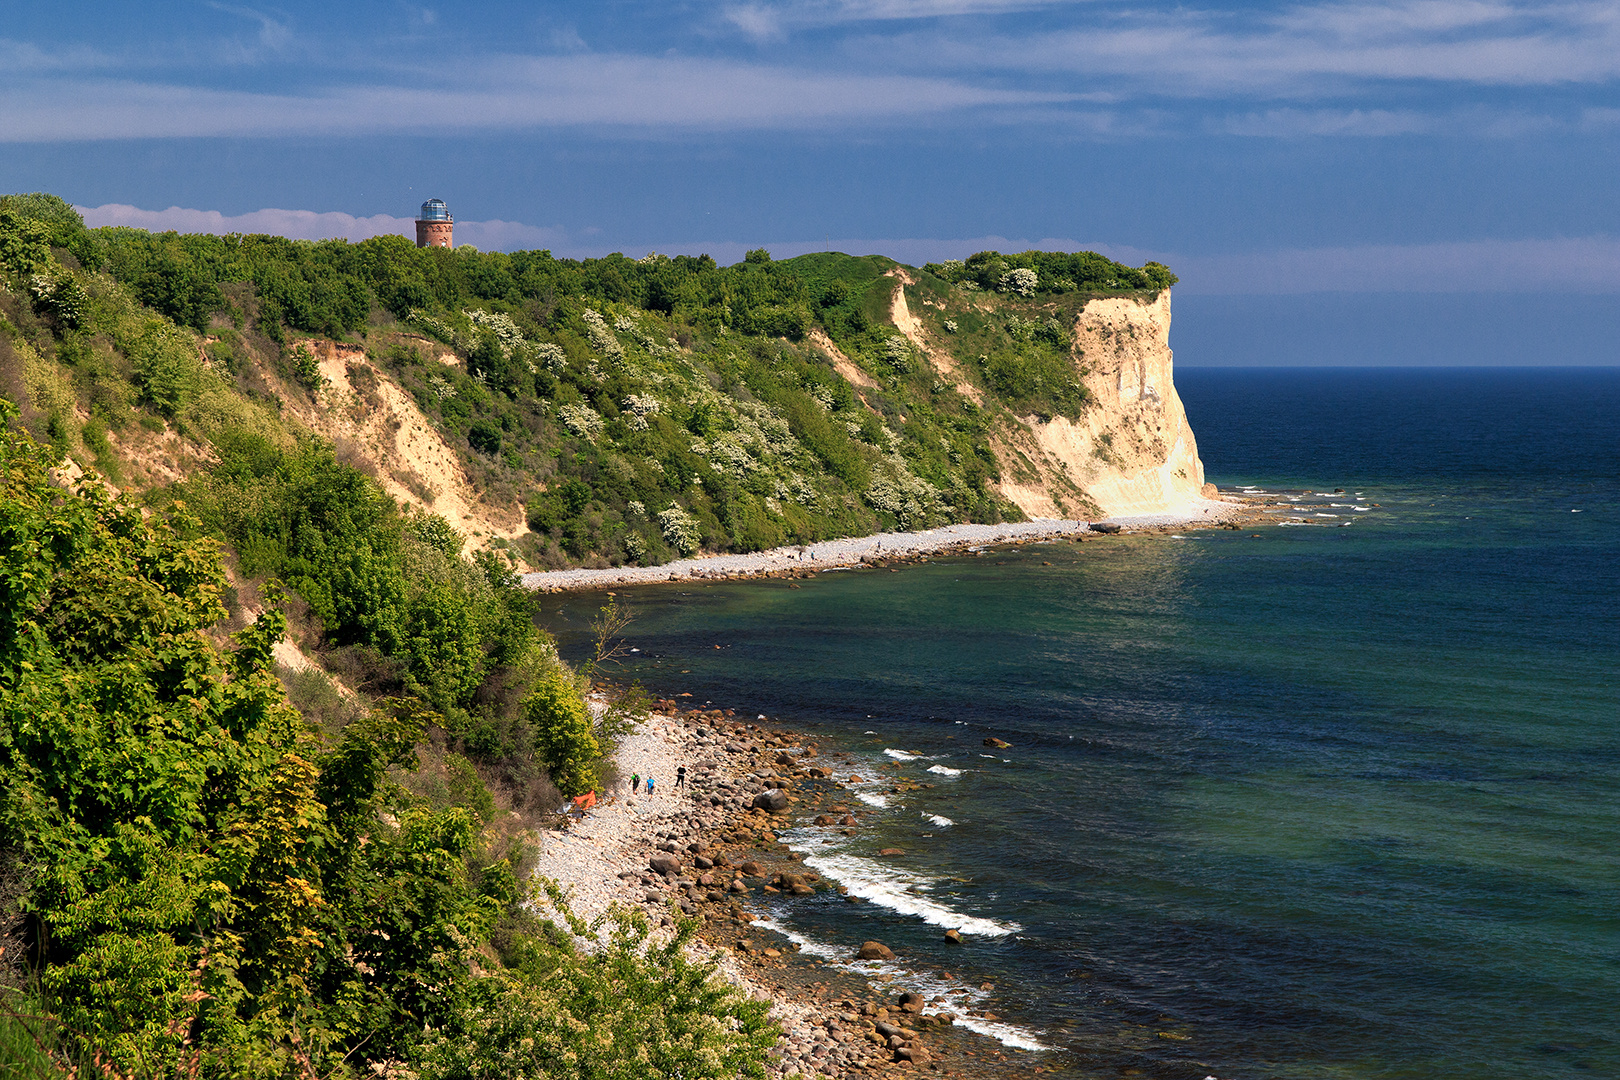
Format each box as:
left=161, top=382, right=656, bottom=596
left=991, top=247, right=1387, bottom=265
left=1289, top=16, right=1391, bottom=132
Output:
left=991, top=291, right=1208, bottom=519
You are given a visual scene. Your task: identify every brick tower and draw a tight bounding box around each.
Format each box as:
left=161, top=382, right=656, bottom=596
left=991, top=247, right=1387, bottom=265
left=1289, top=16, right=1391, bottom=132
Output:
left=415, top=198, right=453, bottom=248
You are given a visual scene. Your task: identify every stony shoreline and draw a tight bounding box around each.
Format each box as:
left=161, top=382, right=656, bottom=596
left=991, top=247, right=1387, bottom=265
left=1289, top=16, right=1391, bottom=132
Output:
left=530, top=699, right=1034, bottom=1079
left=521, top=495, right=1250, bottom=595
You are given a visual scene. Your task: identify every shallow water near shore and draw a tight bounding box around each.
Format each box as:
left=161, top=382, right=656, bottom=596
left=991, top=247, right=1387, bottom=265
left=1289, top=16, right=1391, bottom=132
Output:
left=537, top=368, right=1620, bottom=1079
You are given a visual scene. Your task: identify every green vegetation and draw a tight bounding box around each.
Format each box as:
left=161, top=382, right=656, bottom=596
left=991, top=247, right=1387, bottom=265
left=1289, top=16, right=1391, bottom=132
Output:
left=1, top=192, right=1175, bottom=572
left=922, top=249, right=1178, bottom=295
left=1, top=193, right=777, bottom=1076
left=1, top=199, right=1179, bottom=1070
left=0, top=406, right=774, bottom=1078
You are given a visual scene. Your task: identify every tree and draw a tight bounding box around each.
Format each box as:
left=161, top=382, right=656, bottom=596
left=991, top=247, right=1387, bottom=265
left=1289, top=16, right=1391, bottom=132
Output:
left=523, top=659, right=600, bottom=796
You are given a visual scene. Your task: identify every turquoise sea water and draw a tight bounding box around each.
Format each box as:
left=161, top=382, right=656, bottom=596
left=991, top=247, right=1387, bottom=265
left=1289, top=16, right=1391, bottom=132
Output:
left=537, top=368, right=1620, bottom=1079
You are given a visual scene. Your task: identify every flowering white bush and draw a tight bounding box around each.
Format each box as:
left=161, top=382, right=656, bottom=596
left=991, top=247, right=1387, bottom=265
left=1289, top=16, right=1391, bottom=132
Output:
left=1000, top=267, right=1039, bottom=297
left=658, top=504, right=701, bottom=554
left=613, top=313, right=639, bottom=332
left=408, top=309, right=455, bottom=342
left=581, top=309, right=625, bottom=364
left=943, top=320, right=958, bottom=333
left=627, top=500, right=645, bottom=516
left=705, top=437, right=760, bottom=478
left=866, top=455, right=944, bottom=529
left=807, top=383, right=836, bottom=410
left=624, top=531, right=647, bottom=560
left=558, top=403, right=604, bottom=441
left=883, top=336, right=914, bottom=373
left=621, top=393, right=660, bottom=431
left=534, top=342, right=568, bottom=373
left=464, top=308, right=527, bottom=358
left=427, top=374, right=457, bottom=399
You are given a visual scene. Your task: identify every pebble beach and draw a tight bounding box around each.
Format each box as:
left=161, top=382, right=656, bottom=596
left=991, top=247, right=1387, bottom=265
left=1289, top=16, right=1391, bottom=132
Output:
left=521, top=499, right=1244, bottom=595
left=530, top=699, right=1023, bottom=1080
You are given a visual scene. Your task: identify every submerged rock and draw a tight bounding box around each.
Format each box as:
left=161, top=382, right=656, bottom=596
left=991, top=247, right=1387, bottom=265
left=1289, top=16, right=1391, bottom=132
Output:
left=857, top=941, right=895, bottom=960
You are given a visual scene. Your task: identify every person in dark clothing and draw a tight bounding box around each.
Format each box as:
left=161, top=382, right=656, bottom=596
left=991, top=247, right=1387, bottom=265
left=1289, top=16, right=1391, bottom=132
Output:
left=676, top=765, right=687, bottom=789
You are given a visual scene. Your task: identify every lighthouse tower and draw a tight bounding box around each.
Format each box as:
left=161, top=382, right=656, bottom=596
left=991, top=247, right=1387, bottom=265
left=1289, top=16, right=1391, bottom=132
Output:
left=415, top=199, right=453, bottom=248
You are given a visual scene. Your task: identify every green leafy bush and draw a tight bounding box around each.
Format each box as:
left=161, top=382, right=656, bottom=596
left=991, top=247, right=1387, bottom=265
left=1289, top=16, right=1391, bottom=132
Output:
left=523, top=660, right=600, bottom=796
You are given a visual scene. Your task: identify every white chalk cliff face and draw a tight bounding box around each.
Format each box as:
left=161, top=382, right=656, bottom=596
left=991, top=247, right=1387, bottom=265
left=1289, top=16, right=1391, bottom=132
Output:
left=989, top=291, right=1209, bottom=520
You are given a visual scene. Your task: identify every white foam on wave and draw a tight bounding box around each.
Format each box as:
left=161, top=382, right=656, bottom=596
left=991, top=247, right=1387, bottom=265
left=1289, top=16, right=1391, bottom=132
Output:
left=856, top=792, right=889, bottom=808
left=924, top=813, right=955, bottom=827
left=745, top=915, right=1053, bottom=1052
left=978, top=753, right=998, bottom=759
left=952, top=1017, right=1054, bottom=1051
left=747, top=914, right=844, bottom=960
left=926, top=764, right=961, bottom=777
left=884, top=748, right=922, bottom=760
left=1354, top=505, right=1371, bottom=511
left=802, top=851, right=1020, bottom=937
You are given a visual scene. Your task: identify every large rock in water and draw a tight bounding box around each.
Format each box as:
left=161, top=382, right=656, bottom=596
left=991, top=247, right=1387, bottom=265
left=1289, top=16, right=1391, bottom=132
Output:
left=857, top=941, right=895, bottom=960
left=752, top=789, right=789, bottom=812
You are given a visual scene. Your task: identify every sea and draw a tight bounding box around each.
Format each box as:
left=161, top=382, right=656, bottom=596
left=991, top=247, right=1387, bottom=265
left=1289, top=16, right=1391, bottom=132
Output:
left=536, top=367, right=1620, bottom=1080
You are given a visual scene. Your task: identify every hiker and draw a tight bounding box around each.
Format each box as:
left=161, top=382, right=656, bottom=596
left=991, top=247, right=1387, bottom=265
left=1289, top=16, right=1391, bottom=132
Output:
left=676, top=765, right=687, bottom=789
left=631, top=772, right=641, bottom=794
left=646, top=776, right=655, bottom=796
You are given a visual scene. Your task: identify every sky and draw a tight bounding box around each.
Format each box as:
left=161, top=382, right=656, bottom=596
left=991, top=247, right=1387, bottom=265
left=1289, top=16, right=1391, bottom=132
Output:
left=4, top=0, right=1619, bottom=364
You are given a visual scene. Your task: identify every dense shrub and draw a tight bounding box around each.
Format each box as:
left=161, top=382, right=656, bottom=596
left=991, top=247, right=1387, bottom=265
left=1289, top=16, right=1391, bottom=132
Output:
left=0, top=410, right=773, bottom=1076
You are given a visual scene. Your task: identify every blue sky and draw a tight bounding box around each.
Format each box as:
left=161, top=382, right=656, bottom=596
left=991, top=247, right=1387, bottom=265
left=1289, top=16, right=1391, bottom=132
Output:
left=5, top=0, right=1619, bottom=363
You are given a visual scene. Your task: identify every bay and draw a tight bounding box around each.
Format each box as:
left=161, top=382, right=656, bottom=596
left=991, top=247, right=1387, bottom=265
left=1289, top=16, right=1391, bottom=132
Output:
left=537, top=367, right=1620, bottom=1079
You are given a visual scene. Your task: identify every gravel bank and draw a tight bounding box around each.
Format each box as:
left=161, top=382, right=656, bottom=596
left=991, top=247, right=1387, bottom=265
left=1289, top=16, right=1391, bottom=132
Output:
left=522, top=498, right=1241, bottom=595
left=529, top=702, right=1016, bottom=1079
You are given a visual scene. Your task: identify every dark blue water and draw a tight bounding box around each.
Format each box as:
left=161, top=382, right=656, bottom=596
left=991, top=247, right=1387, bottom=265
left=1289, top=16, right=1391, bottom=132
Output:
left=538, top=368, right=1620, bottom=1079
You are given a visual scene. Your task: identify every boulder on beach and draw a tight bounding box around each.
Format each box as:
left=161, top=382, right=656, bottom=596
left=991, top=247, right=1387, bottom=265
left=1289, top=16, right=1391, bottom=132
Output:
left=878, top=848, right=905, bottom=857
left=897, top=991, right=925, bottom=1013
left=740, top=861, right=763, bottom=876
left=814, top=814, right=834, bottom=826
left=789, top=883, right=815, bottom=896
left=649, top=854, right=681, bottom=876
left=752, top=789, right=790, bottom=812
left=857, top=941, right=895, bottom=960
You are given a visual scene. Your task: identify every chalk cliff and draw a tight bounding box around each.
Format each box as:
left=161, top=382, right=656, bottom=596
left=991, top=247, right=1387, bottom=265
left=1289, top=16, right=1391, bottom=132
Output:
left=988, top=291, right=1209, bottom=519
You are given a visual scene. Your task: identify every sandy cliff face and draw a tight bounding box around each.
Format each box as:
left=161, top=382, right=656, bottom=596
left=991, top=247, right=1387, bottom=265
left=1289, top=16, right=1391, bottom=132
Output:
left=989, top=291, right=1209, bottom=520
left=283, top=339, right=528, bottom=550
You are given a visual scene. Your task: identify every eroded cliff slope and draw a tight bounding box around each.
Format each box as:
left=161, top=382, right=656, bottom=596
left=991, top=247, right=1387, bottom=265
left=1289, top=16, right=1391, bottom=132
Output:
left=991, top=292, right=1208, bottom=519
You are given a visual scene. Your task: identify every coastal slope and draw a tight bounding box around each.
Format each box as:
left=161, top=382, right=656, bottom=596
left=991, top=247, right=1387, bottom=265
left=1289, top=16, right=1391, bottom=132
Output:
left=1000, top=291, right=1208, bottom=519
left=4, top=193, right=1214, bottom=576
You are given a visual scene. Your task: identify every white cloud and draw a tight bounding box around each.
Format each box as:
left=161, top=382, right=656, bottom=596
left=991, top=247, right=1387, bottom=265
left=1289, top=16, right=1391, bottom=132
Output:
left=0, top=55, right=1068, bottom=142
left=893, top=0, right=1620, bottom=92
left=72, top=205, right=1620, bottom=295
left=1217, top=107, right=1437, bottom=135
left=208, top=3, right=295, bottom=53
left=1158, top=237, right=1620, bottom=294
left=0, top=37, right=111, bottom=74
left=723, top=0, right=1075, bottom=37
left=76, top=204, right=570, bottom=252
